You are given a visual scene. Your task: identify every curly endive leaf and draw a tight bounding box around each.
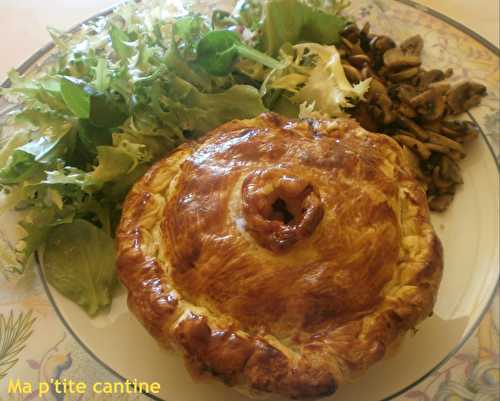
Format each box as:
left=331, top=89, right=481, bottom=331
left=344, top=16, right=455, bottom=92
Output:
left=0, top=310, right=36, bottom=380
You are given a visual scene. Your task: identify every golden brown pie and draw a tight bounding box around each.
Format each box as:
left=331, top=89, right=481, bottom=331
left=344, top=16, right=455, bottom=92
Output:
left=116, top=112, right=443, bottom=399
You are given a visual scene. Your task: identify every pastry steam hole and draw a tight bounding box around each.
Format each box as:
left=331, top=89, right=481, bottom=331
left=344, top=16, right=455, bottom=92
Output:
left=242, top=168, right=324, bottom=252
left=271, top=198, right=295, bottom=224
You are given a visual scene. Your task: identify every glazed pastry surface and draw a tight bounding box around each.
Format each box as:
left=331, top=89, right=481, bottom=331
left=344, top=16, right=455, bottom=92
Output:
left=117, top=113, right=443, bottom=399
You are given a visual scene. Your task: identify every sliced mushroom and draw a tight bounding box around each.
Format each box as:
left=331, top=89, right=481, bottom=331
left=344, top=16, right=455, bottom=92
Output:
left=383, top=48, right=421, bottom=69
left=370, top=35, right=396, bottom=55
left=410, top=88, right=446, bottom=120
left=426, top=143, right=450, bottom=154
left=400, top=35, right=424, bottom=56
left=389, top=83, right=418, bottom=103
left=439, top=156, right=463, bottom=184
left=414, top=69, right=446, bottom=89
left=397, top=115, right=430, bottom=141
left=348, top=54, right=371, bottom=69
left=337, top=21, right=485, bottom=213
left=447, top=81, right=487, bottom=114
left=440, top=120, right=480, bottom=141
left=394, top=134, right=431, bottom=159
left=360, top=64, right=381, bottom=80
left=370, top=93, right=397, bottom=125
left=338, top=47, right=348, bottom=58
left=428, top=82, right=451, bottom=96
left=422, top=120, right=442, bottom=133
left=368, top=78, right=389, bottom=97
left=399, top=103, right=417, bottom=118
left=370, top=35, right=396, bottom=69
left=378, top=65, right=390, bottom=77
left=359, top=22, right=372, bottom=51
left=343, top=63, right=363, bottom=84
left=361, top=22, right=371, bottom=37
left=350, top=42, right=367, bottom=56
left=429, top=194, right=454, bottom=212
left=428, top=131, right=465, bottom=155
left=341, top=37, right=355, bottom=51
left=388, top=67, right=420, bottom=82
left=341, top=24, right=360, bottom=44
left=432, top=166, right=453, bottom=191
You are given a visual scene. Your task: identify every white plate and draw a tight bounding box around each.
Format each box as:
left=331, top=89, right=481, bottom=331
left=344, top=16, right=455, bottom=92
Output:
left=40, top=132, right=499, bottom=401
left=2, top=0, right=499, bottom=400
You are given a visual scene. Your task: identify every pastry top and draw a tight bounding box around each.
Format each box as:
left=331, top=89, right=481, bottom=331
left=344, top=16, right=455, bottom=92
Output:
left=117, top=113, right=443, bottom=399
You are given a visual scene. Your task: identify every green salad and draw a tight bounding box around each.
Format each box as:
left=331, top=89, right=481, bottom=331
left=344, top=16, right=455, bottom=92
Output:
left=0, top=0, right=371, bottom=315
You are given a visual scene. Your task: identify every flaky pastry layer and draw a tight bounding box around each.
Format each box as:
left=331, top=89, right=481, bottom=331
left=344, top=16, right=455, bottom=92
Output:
left=117, top=113, right=443, bottom=399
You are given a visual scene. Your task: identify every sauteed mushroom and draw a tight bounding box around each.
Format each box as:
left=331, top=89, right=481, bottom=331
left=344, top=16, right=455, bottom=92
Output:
left=383, top=48, right=421, bottom=69
left=447, top=81, right=487, bottom=114
left=371, top=36, right=396, bottom=55
left=410, top=88, right=446, bottom=120
left=339, top=25, right=487, bottom=211
left=400, top=35, right=424, bottom=56
left=370, top=35, right=396, bottom=68
left=388, top=67, right=420, bottom=82
left=341, top=24, right=360, bottom=44
left=343, top=63, right=363, bottom=84
left=441, top=120, right=480, bottom=143
left=415, top=69, right=452, bottom=89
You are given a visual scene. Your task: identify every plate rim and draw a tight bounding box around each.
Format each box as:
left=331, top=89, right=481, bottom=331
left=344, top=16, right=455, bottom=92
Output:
left=2, top=0, right=499, bottom=400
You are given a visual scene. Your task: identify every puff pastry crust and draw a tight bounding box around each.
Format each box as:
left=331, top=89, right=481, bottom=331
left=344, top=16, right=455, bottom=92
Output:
left=117, top=113, right=443, bottom=399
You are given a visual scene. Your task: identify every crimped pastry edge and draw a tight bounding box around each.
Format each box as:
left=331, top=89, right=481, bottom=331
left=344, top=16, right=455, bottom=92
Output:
left=116, top=113, right=443, bottom=399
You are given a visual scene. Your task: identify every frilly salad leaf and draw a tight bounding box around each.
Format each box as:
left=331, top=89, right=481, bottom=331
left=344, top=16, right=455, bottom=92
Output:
left=0, top=0, right=352, bottom=311
left=263, top=43, right=371, bottom=117
left=110, top=25, right=135, bottom=61
left=43, top=219, right=117, bottom=316
left=209, top=0, right=349, bottom=78
left=212, top=0, right=263, bottom=32
left=172, top=14, right=210, bottom=61
left=91, top=146, right=135, bottom=183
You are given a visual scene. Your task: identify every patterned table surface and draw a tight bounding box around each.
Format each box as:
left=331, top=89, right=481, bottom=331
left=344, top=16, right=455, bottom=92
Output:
left=0, top=1, right=498, bottom=401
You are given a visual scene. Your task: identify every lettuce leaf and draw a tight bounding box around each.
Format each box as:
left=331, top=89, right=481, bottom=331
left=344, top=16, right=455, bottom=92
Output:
left=0, top=0, right=270, bottom=301
left=19, top=206, right=76, bottom=262
left=43, top=219, right=117, bottom=316
left=261, top=0, right=349, bottom=56
left=90, top=146, right=135, bottom=183
left=0, top=134, right=70, bottom=184
left=164, top=78, right=266, bottom=134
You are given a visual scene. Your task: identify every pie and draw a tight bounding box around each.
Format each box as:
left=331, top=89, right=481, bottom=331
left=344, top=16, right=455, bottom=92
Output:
left=116, top=112, right=443, bottom=399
